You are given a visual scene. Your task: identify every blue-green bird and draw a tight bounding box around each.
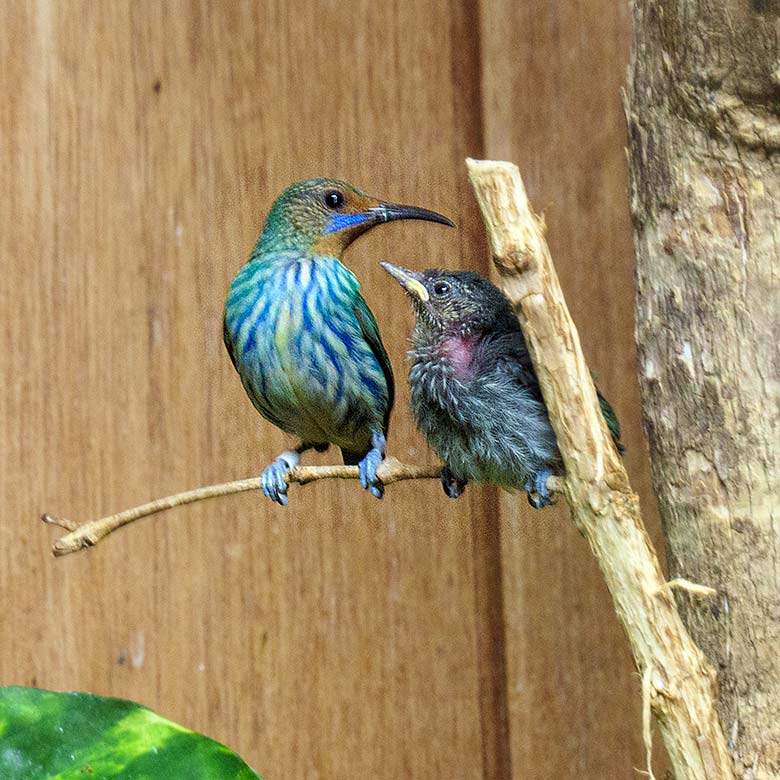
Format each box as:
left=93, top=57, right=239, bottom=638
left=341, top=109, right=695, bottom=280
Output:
left=223, top=179, right=454, bottom=505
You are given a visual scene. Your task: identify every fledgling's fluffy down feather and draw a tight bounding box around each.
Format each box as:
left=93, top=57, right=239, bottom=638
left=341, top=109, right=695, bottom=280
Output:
left=382, top=264, right=622, bottom=507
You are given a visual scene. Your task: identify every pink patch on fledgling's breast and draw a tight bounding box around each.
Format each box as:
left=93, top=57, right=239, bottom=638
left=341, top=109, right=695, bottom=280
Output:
left=442, top=335, right=478, bottom=378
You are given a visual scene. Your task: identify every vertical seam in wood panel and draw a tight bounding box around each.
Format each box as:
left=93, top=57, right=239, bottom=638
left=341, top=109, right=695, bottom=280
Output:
left=469, top=490, right=513, bottom=780
left=449, top=1, right=513, bottom=778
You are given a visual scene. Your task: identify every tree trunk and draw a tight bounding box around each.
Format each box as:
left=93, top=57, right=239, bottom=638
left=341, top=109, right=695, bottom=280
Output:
left=627, top=4, right=780, bottom=779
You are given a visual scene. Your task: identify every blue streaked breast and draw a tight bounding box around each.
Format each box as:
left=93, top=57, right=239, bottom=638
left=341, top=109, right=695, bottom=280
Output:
left=224, top=252, right=390, bottom=453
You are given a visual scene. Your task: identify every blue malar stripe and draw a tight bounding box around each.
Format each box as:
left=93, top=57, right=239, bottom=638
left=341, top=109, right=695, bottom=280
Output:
left=322, top=212, right=372, bottom=234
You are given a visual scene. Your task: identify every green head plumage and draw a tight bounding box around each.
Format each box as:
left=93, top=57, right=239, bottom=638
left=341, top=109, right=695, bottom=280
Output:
left=256, top=178, right=454, bottom=256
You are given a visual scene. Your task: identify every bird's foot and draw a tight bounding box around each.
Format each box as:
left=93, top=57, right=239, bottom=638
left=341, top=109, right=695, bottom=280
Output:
left=524, top=469, right=556, bottom=510
left=441, top=466, right=467, bottom=499
left=358, top=432, right=386, bottom=499
left=260, top=450, right=301, bottom=506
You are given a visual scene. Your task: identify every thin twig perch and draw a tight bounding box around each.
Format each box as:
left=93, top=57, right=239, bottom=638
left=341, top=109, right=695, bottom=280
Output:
left=466, top=158, right=734, bottom=780
left=45, top=461, right=565, bottom=556
left=44, top=459, right=455, bottom=556
left=44, top=455, right=564, bottom=556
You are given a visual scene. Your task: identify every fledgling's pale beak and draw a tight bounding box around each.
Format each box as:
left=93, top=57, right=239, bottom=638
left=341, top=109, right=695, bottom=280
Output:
left=380, top=262, right=430, bottom=302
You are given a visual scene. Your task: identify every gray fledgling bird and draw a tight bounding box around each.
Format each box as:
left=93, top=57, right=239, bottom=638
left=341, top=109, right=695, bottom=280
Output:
left=381, top=264, right=623, bottom=507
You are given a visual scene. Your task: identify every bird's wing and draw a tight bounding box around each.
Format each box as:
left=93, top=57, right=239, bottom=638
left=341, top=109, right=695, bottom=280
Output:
left=495, top=331, right=546, bottom=404
left=499, top=331, right=624, bottom=452
left=351, top=293, right=395, bottom=434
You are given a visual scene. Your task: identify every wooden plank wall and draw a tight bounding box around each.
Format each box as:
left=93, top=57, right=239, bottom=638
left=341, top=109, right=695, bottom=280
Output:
left=0, top=2, right=665, bottom=778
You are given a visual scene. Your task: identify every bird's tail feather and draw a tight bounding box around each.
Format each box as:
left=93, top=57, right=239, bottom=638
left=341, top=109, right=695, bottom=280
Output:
left=341, top=449, right=363, bottom=465
left=597, top=389, right=625, bottom=453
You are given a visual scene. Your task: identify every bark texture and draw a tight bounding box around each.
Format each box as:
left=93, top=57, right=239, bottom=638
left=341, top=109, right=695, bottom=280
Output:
left=627, top=5, right=780, bottom=779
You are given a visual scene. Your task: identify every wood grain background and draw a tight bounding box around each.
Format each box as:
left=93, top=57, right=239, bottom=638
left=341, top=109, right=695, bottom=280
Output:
left=0, top=2, right=666, bottom=778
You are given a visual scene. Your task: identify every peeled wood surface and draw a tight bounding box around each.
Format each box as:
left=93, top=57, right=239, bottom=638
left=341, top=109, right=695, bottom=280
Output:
left=3, top=2, right=647, bottom=779
left=469, top=159, right=734, bottom=780
left=478, top=2, right=669, bottom=777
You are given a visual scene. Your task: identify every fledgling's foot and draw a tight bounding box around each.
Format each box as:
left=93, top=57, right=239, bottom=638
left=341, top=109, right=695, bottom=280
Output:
left=260, top=450, right=301, bottom=506
left=441, top=466, right=467, bottom=499
left=524, top=468, right=556, bottom=510
left=358, top=432, right=386, bottom=499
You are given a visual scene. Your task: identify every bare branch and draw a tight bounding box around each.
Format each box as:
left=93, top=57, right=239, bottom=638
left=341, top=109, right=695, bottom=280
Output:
left=45, top=456, right=565, bottom=557
left=466, top=158, right=735, bottom=780
left=44, top=459, right=449, bottom=557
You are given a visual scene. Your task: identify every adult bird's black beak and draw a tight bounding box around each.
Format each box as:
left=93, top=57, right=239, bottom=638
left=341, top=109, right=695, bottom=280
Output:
left=370, top=202, right=455, bottom=228
left=380, top=262, right=430, bottom=302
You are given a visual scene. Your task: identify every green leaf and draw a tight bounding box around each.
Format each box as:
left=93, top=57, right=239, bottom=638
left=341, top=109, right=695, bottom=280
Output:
left=0, top=686, right=262, bottom=779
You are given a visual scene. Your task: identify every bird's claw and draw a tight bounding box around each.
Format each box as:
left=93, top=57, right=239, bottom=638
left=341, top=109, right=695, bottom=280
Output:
left=261, top=460, right=290, bottom=505
left=358, top=433, right=386, bottom=499
left=441, top=466, right=467, bottom=499
left=524, top=469, right=555, bottom=510
left=260, top=451, right=300, bottom=506
left=359, top=449, right=384, bottom=499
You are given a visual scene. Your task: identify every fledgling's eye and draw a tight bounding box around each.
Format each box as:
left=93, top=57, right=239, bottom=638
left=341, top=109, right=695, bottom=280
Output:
left=433, top=281, right=451, bottom=297
left=323, top=190, right=345, bottom=210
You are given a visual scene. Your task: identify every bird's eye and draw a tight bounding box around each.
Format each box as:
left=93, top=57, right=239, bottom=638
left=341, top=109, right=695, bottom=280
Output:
left=433, top=281, right=451, bottom=296
left=323, top=190, right=345, bottom=210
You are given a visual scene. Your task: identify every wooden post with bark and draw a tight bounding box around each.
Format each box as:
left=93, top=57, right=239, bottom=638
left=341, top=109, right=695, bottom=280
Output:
left=626, top=3, right=780, bottom=779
